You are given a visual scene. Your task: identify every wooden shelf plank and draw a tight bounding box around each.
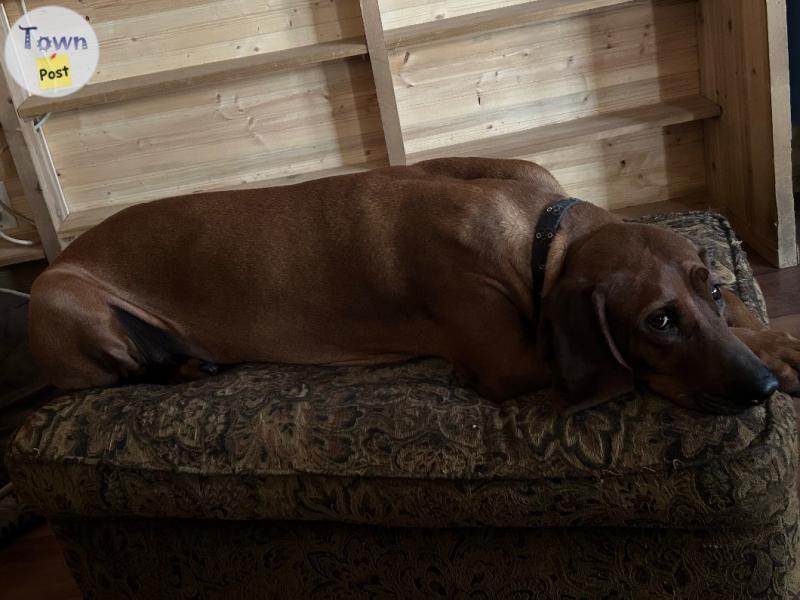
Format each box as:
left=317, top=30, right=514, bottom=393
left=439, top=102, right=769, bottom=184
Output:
left=383, top=0, right=637, bottom=48
left=17, top=38, right=369, bottom=119
left=611, top=193, right=709, bottom=219
left=406, top=95, right=722, bottom=163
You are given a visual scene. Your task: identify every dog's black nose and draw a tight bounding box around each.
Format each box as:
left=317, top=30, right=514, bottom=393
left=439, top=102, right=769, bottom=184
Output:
left=736, top=371, right=779, bottom=407
left=756, top=372, right=780, bottom=399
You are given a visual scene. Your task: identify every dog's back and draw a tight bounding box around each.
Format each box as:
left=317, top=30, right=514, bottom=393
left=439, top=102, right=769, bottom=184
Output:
left=29, top=158, right=563, bottom=389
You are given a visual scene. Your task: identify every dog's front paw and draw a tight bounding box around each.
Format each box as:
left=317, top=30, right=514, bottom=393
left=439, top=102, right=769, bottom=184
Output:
left=733, top=328, right=800, bottom=395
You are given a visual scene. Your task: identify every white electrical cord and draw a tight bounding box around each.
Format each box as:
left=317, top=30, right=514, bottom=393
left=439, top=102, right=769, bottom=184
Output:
left=0, top=287, right=30, bottom=299
left=32, top=111, right=51, bottom=131
left=0, top=197, right=34, bottom=225
left=0, top=229, right=34, bottom=245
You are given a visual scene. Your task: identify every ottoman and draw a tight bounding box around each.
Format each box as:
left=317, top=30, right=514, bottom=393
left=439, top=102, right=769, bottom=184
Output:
left=6, top=212, right=799, bottom=599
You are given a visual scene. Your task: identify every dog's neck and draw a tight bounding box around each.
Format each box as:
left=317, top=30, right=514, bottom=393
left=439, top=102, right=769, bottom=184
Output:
left=530, top=198, right=583, bottom=324
left=540, top=201, right=621, bottom=299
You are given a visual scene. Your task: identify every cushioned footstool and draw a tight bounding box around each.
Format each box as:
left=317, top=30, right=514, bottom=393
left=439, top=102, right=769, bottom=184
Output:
left=6, top=213, right=799, bottom=599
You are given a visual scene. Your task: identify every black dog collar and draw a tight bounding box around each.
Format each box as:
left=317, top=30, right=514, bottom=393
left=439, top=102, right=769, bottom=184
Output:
left=531, top=197, right=583, bottom=327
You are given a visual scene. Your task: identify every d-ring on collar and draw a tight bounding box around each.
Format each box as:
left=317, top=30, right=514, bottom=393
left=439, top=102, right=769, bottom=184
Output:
left=531, top=197, right=583, bottom=328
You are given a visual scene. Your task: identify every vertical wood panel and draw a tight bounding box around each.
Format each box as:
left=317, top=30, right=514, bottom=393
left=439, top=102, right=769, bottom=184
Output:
left=699, top=0, right=796, bottom=267
left=765, top=0, right=796, bottom=264
left=0, top=6, right=62, bottom=259
left=0, top=75, right=61, bottom=260
left=361, top=0, right=407, bottom=164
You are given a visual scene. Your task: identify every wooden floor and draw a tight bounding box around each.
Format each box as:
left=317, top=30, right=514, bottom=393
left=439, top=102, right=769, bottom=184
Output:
left=749, top=252, right=800, bottom=338
left=1, top=250, right=799, bottom=599
left=0, top=523, right=81, bottom=600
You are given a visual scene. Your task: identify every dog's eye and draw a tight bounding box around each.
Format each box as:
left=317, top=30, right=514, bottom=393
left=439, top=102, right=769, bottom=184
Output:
left=711, top=284, right=722, bottom=302
left=647, top=313, right=672, bottom=331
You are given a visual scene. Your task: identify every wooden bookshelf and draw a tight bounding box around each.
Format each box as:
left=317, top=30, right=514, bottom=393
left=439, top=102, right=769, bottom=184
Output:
left=17, top=39, right=369, bottom=119
left=383, top=0, right=637, bottom=47
left=0, top=0, right=793, bottom=266
left=407, top=95, right=721, bottom=161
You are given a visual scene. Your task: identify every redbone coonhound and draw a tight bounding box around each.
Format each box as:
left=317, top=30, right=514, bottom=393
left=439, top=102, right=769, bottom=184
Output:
left=28, top=158, right=800, bottom=414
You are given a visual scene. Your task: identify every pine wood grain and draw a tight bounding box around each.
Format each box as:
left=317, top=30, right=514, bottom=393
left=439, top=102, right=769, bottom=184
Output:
left=698, top=0, right=796, bottom=267
left=45, top=58, right=388, bottom=236
left=407, top=96, right=719, bottom=161
left=5, top=0, right=366, bottom=85
left=383, top=0, right=637, bottom=47
left=361, top=0, right=408, bottom=164
left=17, top=39, right=370, bottom=119
left=392, top=0, right=702, bottom=155
left=0, top=6, right=69, bottom=250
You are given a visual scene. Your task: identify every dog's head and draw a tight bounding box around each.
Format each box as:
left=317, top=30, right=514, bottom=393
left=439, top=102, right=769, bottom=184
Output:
left=541, top=223, right=777, bottom=414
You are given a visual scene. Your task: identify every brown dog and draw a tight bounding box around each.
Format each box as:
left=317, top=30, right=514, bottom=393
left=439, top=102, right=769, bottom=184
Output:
left=28, top=158, right=800, bottom=413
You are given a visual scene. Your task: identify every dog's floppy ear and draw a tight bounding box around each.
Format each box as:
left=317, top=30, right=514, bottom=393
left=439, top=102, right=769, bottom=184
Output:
left=540, top=280, right=634, bottom=412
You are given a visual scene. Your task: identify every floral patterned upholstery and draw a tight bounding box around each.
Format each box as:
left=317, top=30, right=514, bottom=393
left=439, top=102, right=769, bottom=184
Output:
left=6, top=212, right=799, bottom=598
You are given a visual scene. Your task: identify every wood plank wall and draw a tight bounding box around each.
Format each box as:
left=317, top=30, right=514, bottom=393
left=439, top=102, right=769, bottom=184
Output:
left=5, top=0, right=366, bottom=83
left=393, top=0, right=700, bottom=154
left=3, top=0, right=387, bottom=237
left=46, top=58, right=387, bottom=236
left=381, top=0, right=708, bottom=210
left=0, top=0, right=793, bottom=264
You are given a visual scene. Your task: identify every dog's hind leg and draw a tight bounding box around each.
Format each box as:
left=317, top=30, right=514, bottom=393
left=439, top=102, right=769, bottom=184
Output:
left=112, top=308, right=225, bottom=383
left=110, top=305, right=218, bottom=384
left=28, top=271, right=147, bottom=390
left=30, top=270, right=222, bottom=390
left=168, top=358, right=223, bottom=383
